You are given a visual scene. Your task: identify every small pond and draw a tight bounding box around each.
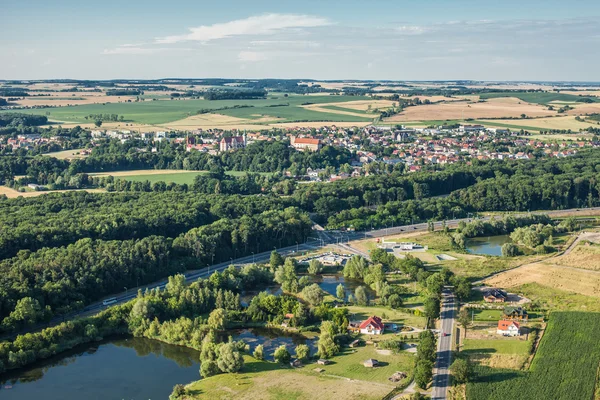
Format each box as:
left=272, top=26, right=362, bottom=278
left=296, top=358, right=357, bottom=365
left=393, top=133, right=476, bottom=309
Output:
left=465, top=235, right=511, bottom=256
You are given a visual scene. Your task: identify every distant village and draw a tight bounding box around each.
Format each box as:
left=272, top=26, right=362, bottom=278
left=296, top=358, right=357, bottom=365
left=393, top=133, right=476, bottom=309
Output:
left=2, top=123, right=596, bottom=182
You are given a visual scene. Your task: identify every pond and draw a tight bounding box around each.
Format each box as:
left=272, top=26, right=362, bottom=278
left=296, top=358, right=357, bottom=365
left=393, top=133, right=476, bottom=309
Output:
left=0, top=338, right=200, bottom=400
left=465, top=235, right=511, bottom=256
left=229, top=327, right=317, bottom=361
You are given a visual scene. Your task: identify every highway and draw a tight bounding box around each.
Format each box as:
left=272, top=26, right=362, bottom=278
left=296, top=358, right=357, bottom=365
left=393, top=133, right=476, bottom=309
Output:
left=7, top=206, right=598, bottom=339
left=431, top=288, right=456, bottom=400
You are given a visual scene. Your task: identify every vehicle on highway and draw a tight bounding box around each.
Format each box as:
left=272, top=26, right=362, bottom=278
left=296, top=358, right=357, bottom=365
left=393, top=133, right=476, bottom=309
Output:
left=102, top=297, right=118, bottom=306
left=442, top=332, right=449, bottom=337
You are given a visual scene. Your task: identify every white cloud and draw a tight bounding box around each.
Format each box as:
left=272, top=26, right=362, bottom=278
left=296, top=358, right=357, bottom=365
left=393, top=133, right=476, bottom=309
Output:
left=103, top=46, right=163, bottom=55
left=156, top=13, right=331, bottom=44
left=396, top=25, right=428, bottom=35
left=250, top=40, right=321, bottom=48
left=238, top=51, right=268, bottom=62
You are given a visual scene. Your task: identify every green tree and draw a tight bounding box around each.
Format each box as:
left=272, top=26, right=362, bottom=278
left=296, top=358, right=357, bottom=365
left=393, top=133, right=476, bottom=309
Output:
left=270, top=250, right=284, bottom=268
left=423, top=296, right=440, bottom=322
left=414, top=360, right=434, bottom=389
left=208, top=308, right=227, bottom=330
left=355, top=286, right=368, bottom=306
left=336, top=283, right=345, bottom=301
left=387, top=294, right=403, bottom=309
left=317, top=321, right=339, bottom=358
left=217, top=342, right=244, bottom=373
left=295, top=344, right=310, bottom=361
left=307, top=259, right=323, bottom=275
left=458, top=308, right=471, bottom=340
left=253, top=344, right=264, bottom=360
left=450, top=358, right=472, bottom=383
left=274, top=345, right=291, bottom=364
left=302, top=283, right=324, bottom=305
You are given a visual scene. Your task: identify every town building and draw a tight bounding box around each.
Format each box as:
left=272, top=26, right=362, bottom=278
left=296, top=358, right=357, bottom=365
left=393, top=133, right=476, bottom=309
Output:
left=219, top=135, right=246, bottom=152
left=359, top=316, right=384, bottom=335
left=291, top=136, right=322, bottom=151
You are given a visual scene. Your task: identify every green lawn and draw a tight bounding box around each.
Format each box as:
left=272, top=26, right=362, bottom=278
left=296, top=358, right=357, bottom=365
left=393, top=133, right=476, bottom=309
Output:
left=514, top=283, right=600, bottom=312
left=4, top=94, right=372, bottom=125
left=462, top=338, right=530, bottom=355
left=184, top=351, right=401, bottom=400
left=90, top=170, right=272, bottom=185
left=345, top=305, right=426, bottom=329
left=324, top=345, right=415, bottom=384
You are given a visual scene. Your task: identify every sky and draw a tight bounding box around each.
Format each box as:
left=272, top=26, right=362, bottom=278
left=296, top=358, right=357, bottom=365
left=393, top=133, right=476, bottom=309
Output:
left=2, top=0, right=600, bottom=81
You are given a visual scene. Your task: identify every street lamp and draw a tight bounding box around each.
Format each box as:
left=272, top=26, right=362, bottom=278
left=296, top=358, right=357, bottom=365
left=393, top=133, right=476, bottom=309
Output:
left=252, top=252, right=255, bottom=263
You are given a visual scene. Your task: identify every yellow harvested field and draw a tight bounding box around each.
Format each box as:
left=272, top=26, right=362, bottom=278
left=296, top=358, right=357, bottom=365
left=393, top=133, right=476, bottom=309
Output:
left=88, top=169, right=202, bottom=178
left=317, top=99, right=396, bottom=111
left=158, top=113, right=282, bottom=129
left=562, top=90, right=600, bottom=96
left=16, top=94, right=136, bottom=107
left=566, top=103, right=600, bottom=115
left=469, top=354, right=527, bottom=370
left=481, top=115, right=596, bottom=131
left=485, top=262, right=600, bottom=298
left=42, top=121, right=164, bottom=133
left=0, top=186, right=105, bottom=198
left=386, top=97, right=554, bottom=121
left=269, top=121, right=371, bottom=129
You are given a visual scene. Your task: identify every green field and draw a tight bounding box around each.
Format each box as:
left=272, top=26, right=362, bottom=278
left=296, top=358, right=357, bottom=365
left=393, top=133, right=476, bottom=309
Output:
left=90, top=170, right=272, bottom=185
left=480, top=92, right=599, bottom=105
left=462, top=338, right=530, bottom=355
left=4, top=94, right=373, bottom=125
left=467, top=312, right=600, bottom=400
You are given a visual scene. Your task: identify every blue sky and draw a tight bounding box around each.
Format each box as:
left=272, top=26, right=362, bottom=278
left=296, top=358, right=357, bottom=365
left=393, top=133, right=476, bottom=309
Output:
left=2, top=0, right=600, bottom=80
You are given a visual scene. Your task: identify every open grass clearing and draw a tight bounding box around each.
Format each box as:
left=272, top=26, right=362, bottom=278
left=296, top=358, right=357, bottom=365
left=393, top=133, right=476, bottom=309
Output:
left=185, top=355, right=394, bottom=400
left=43, top=148, right=88, bottom=159
left=88, top=169, right=271, bottom=185
left=0, top=186, right=105, bottom=198
left=511, top=283, right=600, bottom=312
left=345, top=305, right=426, bottom=329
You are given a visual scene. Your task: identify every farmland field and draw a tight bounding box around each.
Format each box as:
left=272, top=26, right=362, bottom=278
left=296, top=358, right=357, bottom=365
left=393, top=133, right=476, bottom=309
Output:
left=384, top=97, right=555, bottom=122
left=467, top=312, right=600, bottom=400
left=4, top=94, right=374, bottom=126
left=480, top=92, right=600, bottom=105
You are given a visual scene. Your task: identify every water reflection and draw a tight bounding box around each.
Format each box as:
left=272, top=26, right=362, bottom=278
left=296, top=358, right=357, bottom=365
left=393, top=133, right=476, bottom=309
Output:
left=465, top=235, right=511, bottom=256
left=0, top=337, right=200, bottom=400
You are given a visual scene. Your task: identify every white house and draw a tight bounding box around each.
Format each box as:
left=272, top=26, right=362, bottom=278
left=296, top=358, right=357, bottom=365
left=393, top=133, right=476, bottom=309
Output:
left=497, top=320, right=521, bottom=337
left=359, top=316, right=384, bottom=335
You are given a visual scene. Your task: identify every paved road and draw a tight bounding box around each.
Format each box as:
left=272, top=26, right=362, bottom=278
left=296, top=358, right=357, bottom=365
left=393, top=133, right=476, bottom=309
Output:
left=7, top=206, right=597, bottom=339
left=431, top=288, right=456, bottom=400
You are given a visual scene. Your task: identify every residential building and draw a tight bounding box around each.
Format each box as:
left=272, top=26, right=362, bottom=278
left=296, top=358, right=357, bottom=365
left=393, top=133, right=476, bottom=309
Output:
left=359, top=316, right=384, bottom=335
left=497, top=320, right=521, bottom=336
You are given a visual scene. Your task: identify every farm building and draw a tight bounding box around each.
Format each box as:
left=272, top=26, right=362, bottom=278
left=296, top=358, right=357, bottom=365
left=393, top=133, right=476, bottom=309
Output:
left=497, top=320, right=521, bottom=336
left=503, top=306, right=528, bottom=321
left=359, top=316, right=385, bottom=335
left=317, top=359, right=331, bottom=365
left=290, top=358, right=302, bottom=368
left=484, top=288, right=507, bottom=303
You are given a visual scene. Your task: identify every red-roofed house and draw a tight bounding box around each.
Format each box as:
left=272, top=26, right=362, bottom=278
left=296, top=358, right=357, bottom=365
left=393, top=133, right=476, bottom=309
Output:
left=497, top=320, right=521, bottom=337
left=359, top=316, right=384, bottom=335
left=291, top=137, right=322, bottom=151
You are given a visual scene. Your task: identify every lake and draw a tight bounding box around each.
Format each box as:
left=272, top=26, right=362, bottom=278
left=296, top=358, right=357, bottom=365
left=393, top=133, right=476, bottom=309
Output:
left=465, top=235, right=511, bottom=256
left=0, top=338, right=200, bottom=400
